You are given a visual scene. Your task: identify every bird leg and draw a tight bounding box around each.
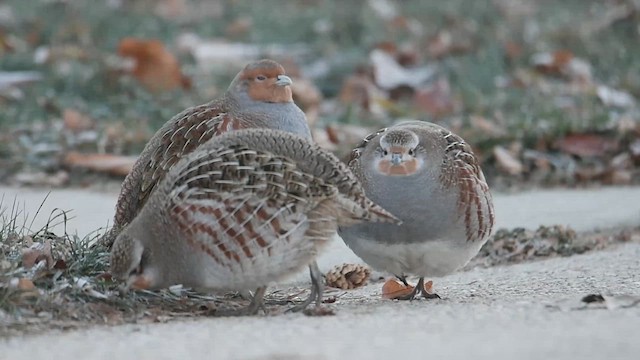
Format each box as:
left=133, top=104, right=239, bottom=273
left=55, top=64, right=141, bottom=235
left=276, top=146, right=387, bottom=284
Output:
left=245, top=286, right=267, bottom=314
left=420, top=284, right=441, bottom=299
left=393, top=276, right=441, bottom=300
left=288, top=261, right=324, bottom=313
left=396, top=277, right=424, bottom=301
left=396, top=274, right=410, bottom=287
left=214, top=286, right=267, bottom=317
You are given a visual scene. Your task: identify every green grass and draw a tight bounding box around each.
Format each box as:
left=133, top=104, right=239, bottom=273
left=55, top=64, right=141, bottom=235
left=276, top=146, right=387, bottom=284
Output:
left=0, top=0, right=638, bottom=184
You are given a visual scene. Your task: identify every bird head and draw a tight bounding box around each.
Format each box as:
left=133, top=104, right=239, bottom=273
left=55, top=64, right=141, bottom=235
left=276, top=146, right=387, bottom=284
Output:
left=229, top=59, right=294, bottom=104
left=374, top=129, right=424, bottom=176
left=110, top=233, right=158, bottom=291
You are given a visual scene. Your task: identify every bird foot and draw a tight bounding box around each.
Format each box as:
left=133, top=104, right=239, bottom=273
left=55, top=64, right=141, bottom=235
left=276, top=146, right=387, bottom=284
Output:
left=287, top=261, right=325, bottom=313
left=383, top=277, right=441, bottom=301
left=213, top=286, right=267, bottom=316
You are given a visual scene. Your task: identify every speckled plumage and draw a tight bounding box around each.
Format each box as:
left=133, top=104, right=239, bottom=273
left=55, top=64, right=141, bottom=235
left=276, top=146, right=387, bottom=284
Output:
left=110, top=129, right=399, bottom=314
left=100, top=59, right=311, bottom=249
left=338, top=120, right=494, bottom=299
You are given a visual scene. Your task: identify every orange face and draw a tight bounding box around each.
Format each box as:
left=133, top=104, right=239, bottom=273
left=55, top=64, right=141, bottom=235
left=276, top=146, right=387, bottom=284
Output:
left=241, top=66, right=293, bottom=103
left=376, top=146, right=422, bottom=176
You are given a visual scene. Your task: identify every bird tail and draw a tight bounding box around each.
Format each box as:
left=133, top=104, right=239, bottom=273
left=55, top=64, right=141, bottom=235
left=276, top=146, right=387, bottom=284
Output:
left=336, top=195, right=402, bottom=226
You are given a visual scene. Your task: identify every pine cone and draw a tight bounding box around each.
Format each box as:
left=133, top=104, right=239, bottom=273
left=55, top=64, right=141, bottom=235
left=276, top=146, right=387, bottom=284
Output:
left=325, top=263, right=371, bottom=289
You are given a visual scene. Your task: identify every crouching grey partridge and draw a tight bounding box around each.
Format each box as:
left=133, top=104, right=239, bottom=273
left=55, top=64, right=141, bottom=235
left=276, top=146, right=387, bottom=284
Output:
left=110, top=129, right=400, bottom=314
left=101, top=59, right=311, bottom=249
left=338, top=120, right=495, bottom=300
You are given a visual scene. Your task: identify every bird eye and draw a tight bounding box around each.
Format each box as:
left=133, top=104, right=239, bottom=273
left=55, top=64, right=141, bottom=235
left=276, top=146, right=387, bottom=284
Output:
left=408, top=148, right=415, bottom=156
left=255, top=75, right=266, bottom=81
left=383, top=150, right=388, bottom=156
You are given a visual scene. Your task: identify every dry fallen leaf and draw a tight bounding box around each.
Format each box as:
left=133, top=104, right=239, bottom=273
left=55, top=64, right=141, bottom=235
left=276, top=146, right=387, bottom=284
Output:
left=469, top=115, right=507, bottom=137
left=554, top=134, right=617, bottom=158
left=63, top=108, right=95, bottom=132
left=381, top=279, right=414, bottom=299
left=423, top=280, right=435, bottom=294
left=427, top=30, right=474, bottom=59
left=118, top=37, right=190, bottom=93
left=225, top=17, right=253, bottom=39
left=338, top=68, right=383, bottom=113
left=63, top=151, right=137, bottom=177
left=413, top=78, right=456, bottom=118
left=22, top=240, right=53, bottom=269
left=17, top=278, right=36, bottom=291
left=531, top=50, right=592, bottom=83
left=493, top=145, right=524, bottom=175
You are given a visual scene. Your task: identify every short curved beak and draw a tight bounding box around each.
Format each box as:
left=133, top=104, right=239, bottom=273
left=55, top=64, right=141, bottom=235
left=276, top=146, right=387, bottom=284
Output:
left=275, top=75, right=293, bottom=86
left=391, top=153, right=403, bottom=166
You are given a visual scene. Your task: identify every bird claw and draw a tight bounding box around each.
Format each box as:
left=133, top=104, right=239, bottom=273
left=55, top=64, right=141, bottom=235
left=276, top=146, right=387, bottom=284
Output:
left=214, top=286, right=267, bottom=316
left=392, top=278, right=441, bottom=301
left=287, top=261, right=326, bottom=313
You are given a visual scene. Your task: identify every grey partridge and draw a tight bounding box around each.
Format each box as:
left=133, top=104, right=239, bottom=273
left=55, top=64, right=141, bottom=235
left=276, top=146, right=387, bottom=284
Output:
left=101, top=59, right=311, bottom=249
left=338, top=120, right=495, bottom=300
left=110, top=129, right=400, bottom=314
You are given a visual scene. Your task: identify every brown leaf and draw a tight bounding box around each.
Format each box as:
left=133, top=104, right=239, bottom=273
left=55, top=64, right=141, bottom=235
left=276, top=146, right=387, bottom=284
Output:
left=63, top=109, right=95, bottom=132
left=554, top=134, right=617, bottom=158
left=532, top=50, right=574, bottom=75
left=381, top=279, right=414, bottom=299
left=338, top=70, right=376, bottom=111
left=63, top=151, right=136, bottom=177
left=95, top=272, right=113, bottom=282
left=154, top=0, right=188, bottom=19
left=22, top=241, right=53, bottom=269
left=118, top=37, right=190, bottom=92
left=604, top=169, right=632, bottom=185
left=427, top=30, right=474, bottom=59
left=225, top=17, right=253, bottom=39
left=494, top=145, right=523, bottom=175
left=503, top=41, right=523, bottom=61
left=469, top=115, right=506, bottom=137
left=422, top=280, right=432, bottom=293
left=17, top=278, right=36, bottom=291
left=325, top=125, right=340, bottom=145
left=53, top=259, right=67, bottom=270
left=413, top=78, right=456, bottom=118
left=532, top=50, right=592, bottom=83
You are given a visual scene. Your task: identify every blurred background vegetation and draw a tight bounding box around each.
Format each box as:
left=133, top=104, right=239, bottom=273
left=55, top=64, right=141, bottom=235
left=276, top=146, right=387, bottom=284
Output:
left=0, top=0, right=638, bottom=188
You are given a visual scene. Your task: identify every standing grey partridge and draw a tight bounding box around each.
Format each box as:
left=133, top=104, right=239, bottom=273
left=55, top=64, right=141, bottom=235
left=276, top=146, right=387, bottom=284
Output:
left=338, top=120, right=495, bottom=300
left=110, top=129, right=400, bottom=314
left=100, top=59, right=311, bottom=249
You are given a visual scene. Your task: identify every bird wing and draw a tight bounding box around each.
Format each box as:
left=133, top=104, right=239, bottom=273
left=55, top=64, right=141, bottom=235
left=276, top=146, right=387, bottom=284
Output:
left=439, top=130, right=495, bottom=242
left=165, top=145, right=337, bottom=268
left=347, top=127, right=388, bottom=167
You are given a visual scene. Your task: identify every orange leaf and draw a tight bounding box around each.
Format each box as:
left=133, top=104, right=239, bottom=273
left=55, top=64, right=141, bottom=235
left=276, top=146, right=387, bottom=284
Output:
left=381, top=279, right=414, bottom=299
left=63, top=152, right=137, bottom=177
left=413, top=78, right=456, bottom=118
left=423, top=280, right=434, bottom=294
left=118, top=37, right=190, bottom=93
left=17, top=278, right=36, bottom=291
left=554, top=134, right=617, bottom=158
